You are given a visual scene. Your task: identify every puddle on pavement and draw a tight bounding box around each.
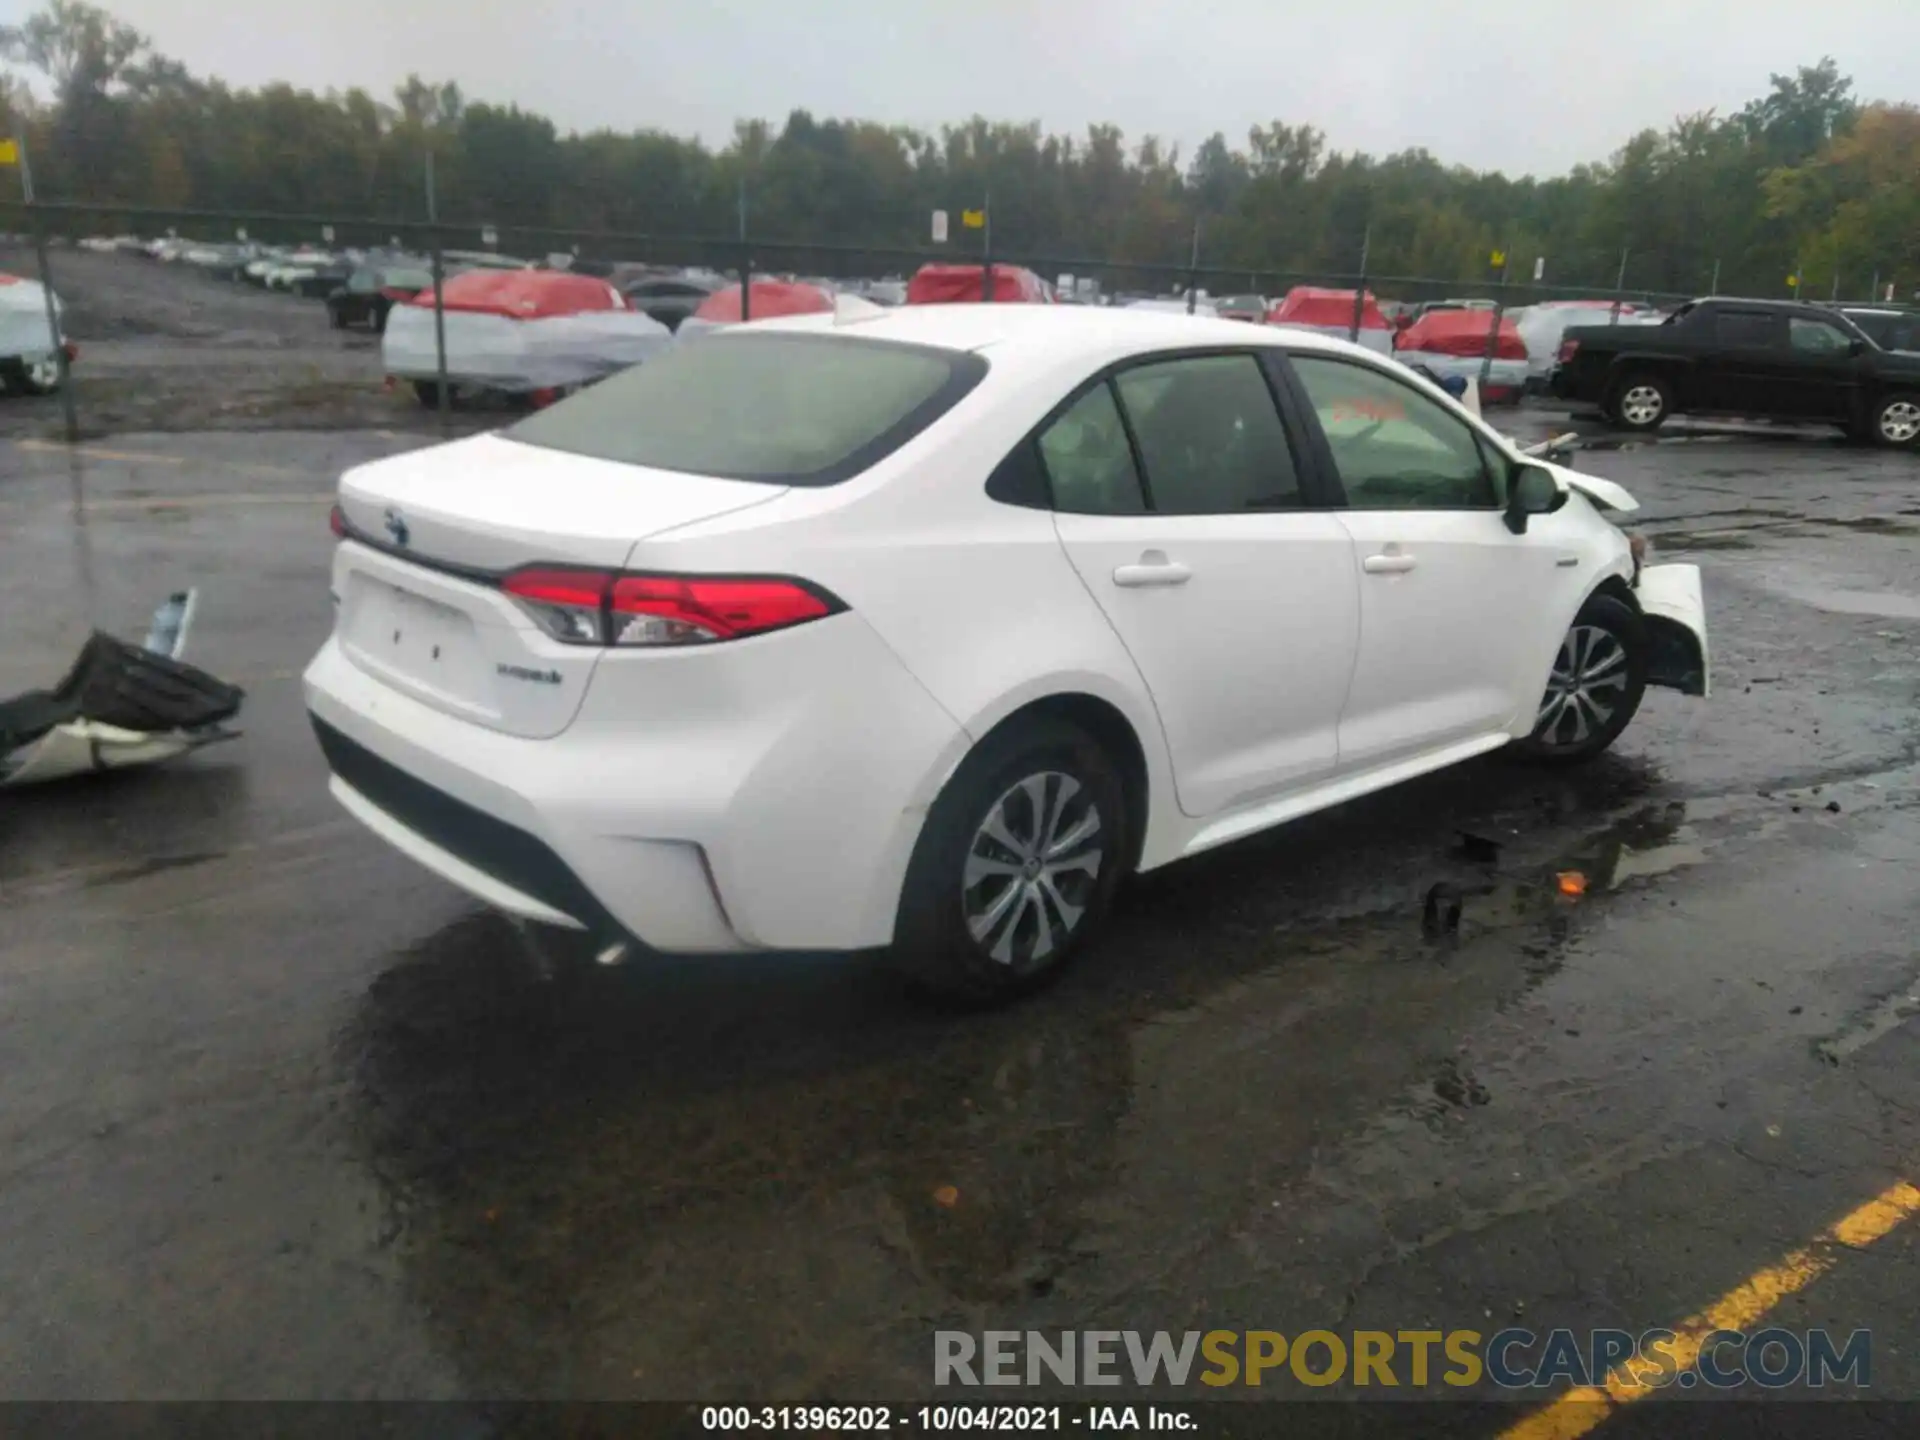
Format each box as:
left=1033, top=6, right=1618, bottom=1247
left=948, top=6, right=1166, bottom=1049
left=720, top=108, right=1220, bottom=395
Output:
left=332, top=782, right=1729, bottom=1398
left=1817, top=979, right=1920, bottom=1064
left=1777, top=586, right=1920, bottom=621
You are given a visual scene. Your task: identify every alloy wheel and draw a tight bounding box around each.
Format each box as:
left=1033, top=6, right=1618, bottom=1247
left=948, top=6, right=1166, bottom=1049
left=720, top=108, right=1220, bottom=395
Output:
left=24, top=356, right=59, bottom=392
left=1536, top=624, right=1631, bottom=748
left=962, top=771, right=1105, bottom=967
left=1619, top=385, right=1663, bottom=427
left=1879, top=400, right=1920, bottom=444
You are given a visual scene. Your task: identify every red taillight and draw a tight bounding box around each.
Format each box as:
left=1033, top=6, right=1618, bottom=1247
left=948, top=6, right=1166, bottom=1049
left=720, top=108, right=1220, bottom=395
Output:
left=610, top=575, right=833, bottom=645
left=329, top=504, right=347, bottom=538
left=1558, top=339, right=1581, bottom=364
left=502, top=566, right=613, bottom=644
left=500, top=567, right=839, bottom=647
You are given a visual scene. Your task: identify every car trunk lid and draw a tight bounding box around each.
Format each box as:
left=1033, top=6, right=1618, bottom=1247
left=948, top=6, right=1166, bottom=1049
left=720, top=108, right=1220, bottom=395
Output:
left=333, top=434, right=786, bottom=738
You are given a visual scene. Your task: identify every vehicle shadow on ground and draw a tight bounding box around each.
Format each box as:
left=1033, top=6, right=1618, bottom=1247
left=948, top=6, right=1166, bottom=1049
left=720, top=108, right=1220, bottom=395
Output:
left=337, top=747, right=1672, bottom=1398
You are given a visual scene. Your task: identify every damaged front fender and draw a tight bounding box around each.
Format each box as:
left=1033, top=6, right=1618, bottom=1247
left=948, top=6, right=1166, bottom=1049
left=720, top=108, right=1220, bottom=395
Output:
left=1636, top=562, right=1709, bottom=697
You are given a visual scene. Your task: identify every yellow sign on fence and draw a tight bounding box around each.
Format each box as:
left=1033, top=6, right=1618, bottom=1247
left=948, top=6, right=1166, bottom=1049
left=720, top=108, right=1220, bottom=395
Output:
left=0, top=140, right=19, bottom=167
left=961, top=208, right=986, bottom=229
left=1489, top=249, right=1507, bottom=268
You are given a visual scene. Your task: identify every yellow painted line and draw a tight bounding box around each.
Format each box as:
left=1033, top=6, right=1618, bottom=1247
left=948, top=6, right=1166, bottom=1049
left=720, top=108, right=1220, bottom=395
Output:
left=14, top=439, right=186, bottom=465
left=1499, top=1179, right=1920, bottom=1440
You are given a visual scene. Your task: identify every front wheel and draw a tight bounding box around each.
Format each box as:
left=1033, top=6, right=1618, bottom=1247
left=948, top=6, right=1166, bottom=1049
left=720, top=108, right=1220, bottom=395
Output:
left=1515, top=593, right=1649, bottom=764
left=1870, top=393, right=1920, bottom=449
left=1608, top=373, right=1671, bottom=432
left=2, top=354, right=62, bottom=396
left=891, top=719, right=1128, bottom=1006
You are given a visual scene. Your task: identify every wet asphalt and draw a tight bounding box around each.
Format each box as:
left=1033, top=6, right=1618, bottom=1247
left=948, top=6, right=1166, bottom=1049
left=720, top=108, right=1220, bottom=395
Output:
left=4, top=411, right=1920, bottom=1428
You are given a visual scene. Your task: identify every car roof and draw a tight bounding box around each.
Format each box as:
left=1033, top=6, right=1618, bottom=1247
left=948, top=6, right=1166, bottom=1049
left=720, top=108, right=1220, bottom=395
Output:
left=742, top=301, right=1358, bottom=361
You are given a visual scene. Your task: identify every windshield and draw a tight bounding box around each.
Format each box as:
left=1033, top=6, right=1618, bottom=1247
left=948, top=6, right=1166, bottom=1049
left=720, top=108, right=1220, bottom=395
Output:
left=506, top=332, right=987, bottom=485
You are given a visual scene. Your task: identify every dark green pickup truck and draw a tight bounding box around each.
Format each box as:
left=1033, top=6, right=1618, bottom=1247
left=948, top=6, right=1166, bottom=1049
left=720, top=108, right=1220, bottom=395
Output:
left=1550, top=297, right=1920, bottom=448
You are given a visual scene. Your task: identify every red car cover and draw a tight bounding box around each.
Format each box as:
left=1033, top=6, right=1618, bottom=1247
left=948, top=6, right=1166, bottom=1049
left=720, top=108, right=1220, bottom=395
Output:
left=408, top=270, right=630, bottom=319
left=906, top=264, right=1051, bottom=304
left=1266, top=286, right=1390, bottom=333
left=691, top=280, right=836, bottom=323
left=1396, top=309, right=1528, bottom=360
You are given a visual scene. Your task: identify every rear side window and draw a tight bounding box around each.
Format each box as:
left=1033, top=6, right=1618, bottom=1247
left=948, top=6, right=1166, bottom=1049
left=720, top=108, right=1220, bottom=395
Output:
left=1036, top=383, right=1146, bottom=515
left=1714, top=311, right=1781, bottom=348
left=507, top=333, right=985, bottom=485
left=1112, top=354, right=1302, bottom=513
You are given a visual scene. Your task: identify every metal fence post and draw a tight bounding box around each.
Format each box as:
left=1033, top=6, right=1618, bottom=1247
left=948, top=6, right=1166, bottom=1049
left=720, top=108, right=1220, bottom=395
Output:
left=1609, top=247, right=1630, bottom=325
left=1478, top=247, right=1510, bottom=391
left=1709, top=257, right=1721, bottom=296
left=424, top=152, right=451, bottom=432
left=738, top=177, right=751, bottom=322
left=14, top=134, right=80, bottom=442
left=1185, top=219, right=1201, bottom=315
left=1349, top=226, right=1371, bottom=342
left=979, top=189, right=993, bottom=303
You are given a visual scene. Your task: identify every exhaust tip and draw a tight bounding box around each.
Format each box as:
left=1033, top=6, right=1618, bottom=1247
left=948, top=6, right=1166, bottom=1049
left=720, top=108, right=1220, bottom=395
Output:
left=594, top=940, right=631, bottom=967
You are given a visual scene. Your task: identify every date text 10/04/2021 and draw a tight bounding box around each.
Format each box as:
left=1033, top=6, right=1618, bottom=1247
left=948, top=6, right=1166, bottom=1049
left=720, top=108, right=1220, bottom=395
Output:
left=702, top=1407, right=1195, bottom=1431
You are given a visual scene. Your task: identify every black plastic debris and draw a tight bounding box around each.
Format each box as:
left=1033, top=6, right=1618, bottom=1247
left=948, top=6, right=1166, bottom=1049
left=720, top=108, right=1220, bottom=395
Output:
left=1422, top=882, right=1463, bottom=940
left=1457, top=831, right=1502, bottom=863
left=1, top=590, right=244, bottom=786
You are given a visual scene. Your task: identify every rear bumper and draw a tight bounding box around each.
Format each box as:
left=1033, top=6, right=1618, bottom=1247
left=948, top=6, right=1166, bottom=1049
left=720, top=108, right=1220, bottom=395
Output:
left=302, top=621, right=968, bottom=953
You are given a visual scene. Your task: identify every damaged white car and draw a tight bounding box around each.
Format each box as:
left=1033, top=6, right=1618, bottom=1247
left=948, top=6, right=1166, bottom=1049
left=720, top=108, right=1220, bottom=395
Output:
left=306, top=309, right=1706, bottom=1003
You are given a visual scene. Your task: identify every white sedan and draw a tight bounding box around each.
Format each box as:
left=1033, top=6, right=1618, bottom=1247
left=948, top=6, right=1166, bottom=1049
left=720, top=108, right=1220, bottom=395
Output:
left=305, top=307, right=1707, bottom=1003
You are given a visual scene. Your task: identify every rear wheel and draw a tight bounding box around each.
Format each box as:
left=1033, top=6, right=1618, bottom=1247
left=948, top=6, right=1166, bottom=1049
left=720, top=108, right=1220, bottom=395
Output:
left=1515, top=593, right=1649, bottom=764
left=1607, top=373, right=1670, bottom=432
left=892, top=719, right=1128, bottom=1006
left=412, top=379, right=447, bottom=408
left=1871, top=393, right=1920, bottom=448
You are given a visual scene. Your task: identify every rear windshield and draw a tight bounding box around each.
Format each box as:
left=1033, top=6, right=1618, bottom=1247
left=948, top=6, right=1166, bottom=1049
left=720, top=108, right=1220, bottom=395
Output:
left=506, top=332, right=987, bottom=485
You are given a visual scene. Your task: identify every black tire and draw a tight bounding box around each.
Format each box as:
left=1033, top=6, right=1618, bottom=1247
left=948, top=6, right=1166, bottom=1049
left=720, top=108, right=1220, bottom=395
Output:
left=412, top=379, right=445, bottom=408
left=371, top=302, right=392, bottom=334
left=1, top=355, right=61, bottom=396
left=891, top=718, right=1129, bottom=1006
left=1606, top=372, right=1671, bottom=432
left=1515, top=592, right=1649, bottom=764
left=1868, top=392, right=1920, bottom=449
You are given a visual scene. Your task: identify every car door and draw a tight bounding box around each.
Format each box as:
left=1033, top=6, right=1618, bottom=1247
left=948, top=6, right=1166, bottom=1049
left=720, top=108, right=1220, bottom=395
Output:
left=1783, top=314, right=1862, bottom=420
left=1278, top=352, right=1586, bottom=773
left=1696, top=308, right=1791, bottom=415
left=1046, top=351, right=1360, bottom=819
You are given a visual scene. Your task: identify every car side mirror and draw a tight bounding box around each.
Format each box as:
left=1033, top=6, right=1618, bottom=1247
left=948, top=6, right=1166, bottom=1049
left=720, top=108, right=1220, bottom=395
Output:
left=1849, top=337, right=1866, bottom=356
left=1505, top=464, right=1566, bottom=535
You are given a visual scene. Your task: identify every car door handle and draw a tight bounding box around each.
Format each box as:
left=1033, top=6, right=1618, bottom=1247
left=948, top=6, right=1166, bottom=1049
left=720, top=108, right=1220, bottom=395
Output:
left=1112, top=557, right=1192, bottom=588
left=1362, top=553, right=1417, bottom=574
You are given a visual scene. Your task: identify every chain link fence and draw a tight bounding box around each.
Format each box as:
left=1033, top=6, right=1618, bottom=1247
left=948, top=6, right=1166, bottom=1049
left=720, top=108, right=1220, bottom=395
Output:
left=0, top=187, right=1907, bottom=444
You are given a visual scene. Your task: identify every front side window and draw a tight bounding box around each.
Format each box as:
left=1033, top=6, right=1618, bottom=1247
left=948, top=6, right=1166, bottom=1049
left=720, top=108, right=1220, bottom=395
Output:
left=1112, top=354, right=1302, bottom=514
left=1789, top=317, right=1853, bottom=355
left=1290, top=355, right=1498, bottom=509
left=1035, top=383, right=1145, bottom=515
left=507, top=333, right=983, bottom=485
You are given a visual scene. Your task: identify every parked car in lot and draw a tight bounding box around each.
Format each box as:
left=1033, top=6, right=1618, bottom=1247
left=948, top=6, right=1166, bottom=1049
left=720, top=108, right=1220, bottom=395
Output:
left=1514, top=300, right=1659, bottom=393
left=622, top=271, right=726, bottom=332
left=1394, top=308, right=1530, bottom=402
left=306, top=306, right=1708, bottom=1003
left=0, top=272, right=74, bottom=395
left=1214, top=295, right=1268, bottom=323
left=326, top=265, right=436, bottom=332
left=1552, top=297, right=1920, bottom=446
left=382, top=268, right=672, bottom=405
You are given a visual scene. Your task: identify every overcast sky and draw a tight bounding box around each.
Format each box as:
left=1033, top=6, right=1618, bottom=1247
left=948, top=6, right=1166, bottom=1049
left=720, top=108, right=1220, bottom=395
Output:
left=57, top=0, right=1920, bottom=176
